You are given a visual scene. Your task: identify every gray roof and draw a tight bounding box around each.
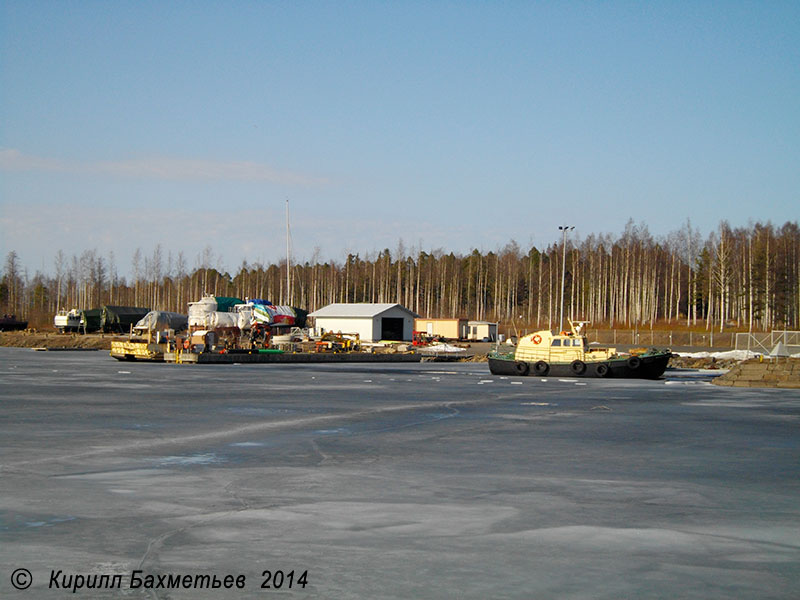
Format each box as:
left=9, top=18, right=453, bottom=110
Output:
left=308, top=303, right=419, bottom=318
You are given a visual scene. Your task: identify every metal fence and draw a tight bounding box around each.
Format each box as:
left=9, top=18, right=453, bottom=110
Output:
left=735, top=331, right=800, bottom=354
left=582, top=330, right=737, bottom=349
left=505, top=329, right=735, bottom=348
left=508, top=329, right=800, bottom=350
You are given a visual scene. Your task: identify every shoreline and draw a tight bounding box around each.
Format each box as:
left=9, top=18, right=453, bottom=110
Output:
left=0, top=331, right=124, bottom=350
left=1, top=331, right=740, bottom=370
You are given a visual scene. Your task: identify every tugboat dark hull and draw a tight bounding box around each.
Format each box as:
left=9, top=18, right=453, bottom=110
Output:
left=488, top=351, right=672, bottom=380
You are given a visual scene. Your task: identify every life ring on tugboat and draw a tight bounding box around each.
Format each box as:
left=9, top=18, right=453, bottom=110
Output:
left=532, top=334, right=542, bottom=345
left=182, top=339, right=190, bottom=350
left=514, top=361, right=530, bottom=376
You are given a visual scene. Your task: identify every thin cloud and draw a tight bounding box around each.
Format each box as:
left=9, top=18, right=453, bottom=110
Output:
left=0, top=149, right=70, bottom=172
left=0, top=148, right=330, bottom=186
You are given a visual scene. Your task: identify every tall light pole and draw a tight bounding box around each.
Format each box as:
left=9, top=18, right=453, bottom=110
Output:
left=285, top=198, right=291, bottom=305
left=558, top=225, right=574, bottom=333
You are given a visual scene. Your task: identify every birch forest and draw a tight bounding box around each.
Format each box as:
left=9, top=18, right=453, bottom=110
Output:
left=2, top=220, right=799, bottom=332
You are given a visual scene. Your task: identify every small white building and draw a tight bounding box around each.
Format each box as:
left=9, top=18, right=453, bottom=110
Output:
left=308, top=303, right=419, bottom=342
left=466, top=320, right=498, bottom=342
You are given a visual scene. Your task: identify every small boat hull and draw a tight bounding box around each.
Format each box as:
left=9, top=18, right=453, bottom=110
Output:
left=54, top=309, right=82, bottom=333
left=0, top=317, right=27, bottom=331
left=488, top=351, right=672, bottom=380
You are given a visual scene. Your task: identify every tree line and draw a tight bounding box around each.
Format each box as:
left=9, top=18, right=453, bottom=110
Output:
left=2, top=219, right=798, bottom=332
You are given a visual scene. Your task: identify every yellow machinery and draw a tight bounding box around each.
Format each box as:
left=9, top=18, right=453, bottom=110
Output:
left=314, top=332, right=361, bottom=353
left=110, top=328, right=172, bottom=362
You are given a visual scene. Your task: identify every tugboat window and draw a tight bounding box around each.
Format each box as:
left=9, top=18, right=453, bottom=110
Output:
left=551, top=339, right=561, bottom=346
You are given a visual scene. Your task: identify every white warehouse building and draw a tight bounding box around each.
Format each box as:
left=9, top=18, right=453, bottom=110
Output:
left=308, top=303, right=419, bottom=342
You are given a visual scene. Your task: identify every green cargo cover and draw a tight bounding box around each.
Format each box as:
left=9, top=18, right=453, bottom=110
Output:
left=213, top=297, right=244, bottom=313
left=101, top=305, right=151, bottom=333
left=79, top=308, right=103, bottom=333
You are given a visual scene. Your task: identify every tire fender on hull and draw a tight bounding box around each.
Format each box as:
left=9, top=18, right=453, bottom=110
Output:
left=533, top=361, right=549, bottom=376
left=627, top=356, right=642, bottom=370
left=514, top=361, right=530, bottom=376
left=570, top=360, right=586, bottom=375
left=594, top=363, right=610, bottom=378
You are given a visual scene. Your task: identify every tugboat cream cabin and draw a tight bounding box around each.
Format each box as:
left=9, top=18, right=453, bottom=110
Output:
left=488, top=320, right=672, bottom=379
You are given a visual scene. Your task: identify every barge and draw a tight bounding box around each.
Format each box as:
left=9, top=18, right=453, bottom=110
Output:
left=164, top=349, right=423, bottom=364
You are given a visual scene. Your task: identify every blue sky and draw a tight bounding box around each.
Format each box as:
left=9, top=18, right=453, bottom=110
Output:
left=2, top=1, right=798, bottom=277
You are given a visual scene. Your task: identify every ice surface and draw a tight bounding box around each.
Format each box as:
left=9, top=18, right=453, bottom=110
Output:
left=1, top=348, right=799, bottom=599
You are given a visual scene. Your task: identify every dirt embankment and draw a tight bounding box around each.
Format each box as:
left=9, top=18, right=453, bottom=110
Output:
left=0, top=331, right=125, bottom=350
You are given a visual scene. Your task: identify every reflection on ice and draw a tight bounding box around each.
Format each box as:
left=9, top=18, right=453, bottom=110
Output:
left=154, top=453, right=224, bottom=466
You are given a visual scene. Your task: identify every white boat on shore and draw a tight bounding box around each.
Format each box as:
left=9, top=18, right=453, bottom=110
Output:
left=54, top=309, right=81, bottom=333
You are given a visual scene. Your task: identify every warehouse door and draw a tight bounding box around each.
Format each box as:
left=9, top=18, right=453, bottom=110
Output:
left=381, top=317, right=404, bottom=341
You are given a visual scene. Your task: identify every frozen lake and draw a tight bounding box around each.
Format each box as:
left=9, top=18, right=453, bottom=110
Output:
left=1, top=348, right=799, bottom=598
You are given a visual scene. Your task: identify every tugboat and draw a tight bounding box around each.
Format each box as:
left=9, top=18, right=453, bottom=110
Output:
left=488, top=320, right=672, bottom=379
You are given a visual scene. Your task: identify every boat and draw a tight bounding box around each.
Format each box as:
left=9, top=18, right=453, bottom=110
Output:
left=0, top=314, right=27, bottom=331
left=488, top=320, right=672, bottom=379
left=54, top=308, right=82, bottom=332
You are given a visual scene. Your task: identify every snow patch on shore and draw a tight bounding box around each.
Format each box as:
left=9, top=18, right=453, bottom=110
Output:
left=676, top=349, right=800, bottom=360
left=675, top=350, right=760, bottom=361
